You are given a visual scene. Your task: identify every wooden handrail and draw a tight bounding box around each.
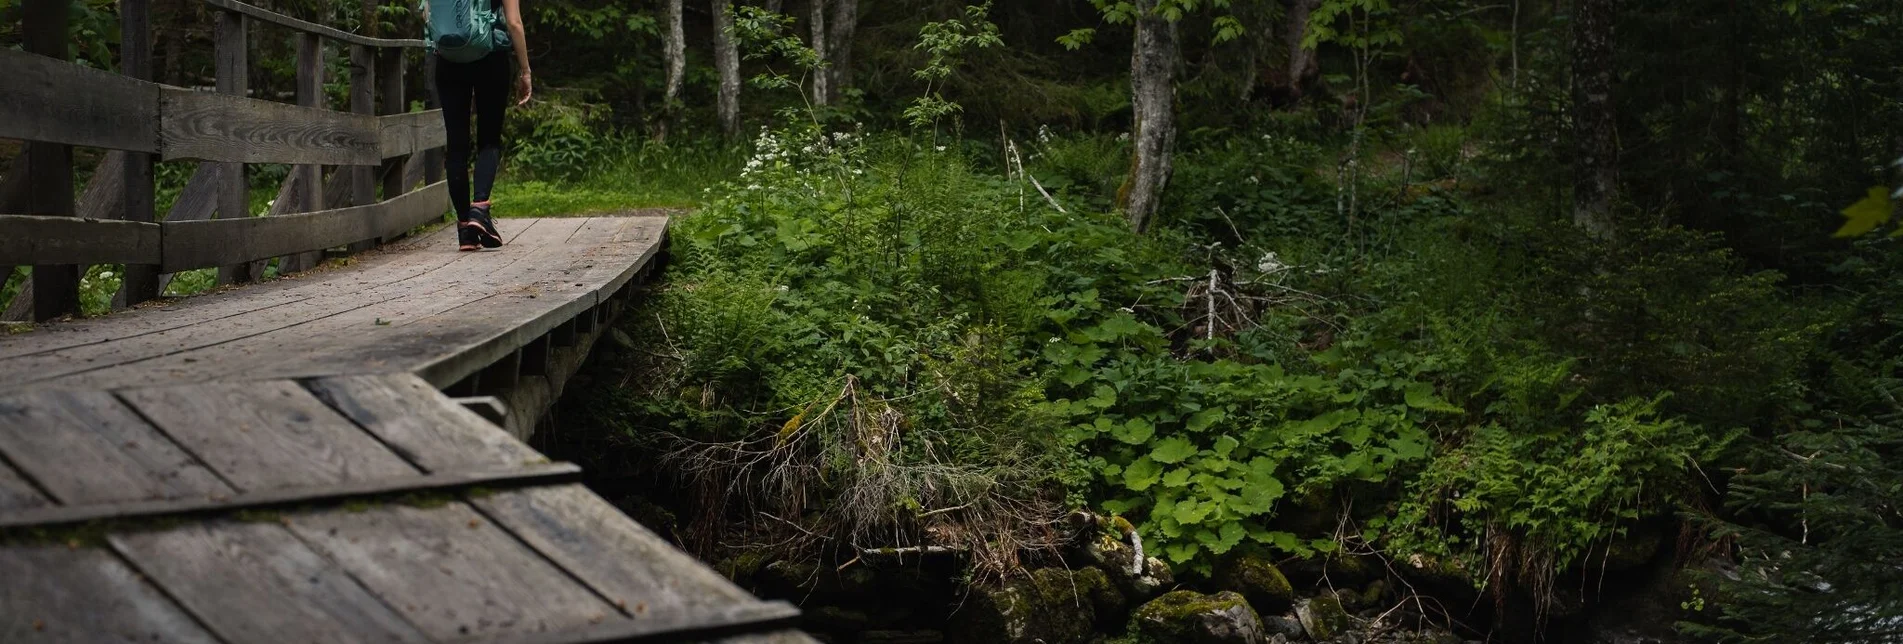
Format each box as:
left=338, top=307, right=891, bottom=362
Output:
left=203, top=0, right=427, bottom=48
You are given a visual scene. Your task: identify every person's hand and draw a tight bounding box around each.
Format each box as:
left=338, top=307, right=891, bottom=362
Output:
left=516, top=71, right=533, bottom=106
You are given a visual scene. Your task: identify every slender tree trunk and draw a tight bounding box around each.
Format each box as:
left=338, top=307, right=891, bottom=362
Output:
left=1571, top=0, right=1617, bottom=238
left=1123, top=0, right=1179, bottom=233
left=660, top=0, right=686, bottom=141
left=825, top=0, right=858, bottom=104
left=1284, top=0, right=1323, bottom=101
left=809, top=0, right=829, bottom=107
left=713, top=0, right=743, bottom=139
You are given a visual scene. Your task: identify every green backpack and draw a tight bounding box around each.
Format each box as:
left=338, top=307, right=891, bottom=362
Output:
left=424, top=0, right=510, bottom=63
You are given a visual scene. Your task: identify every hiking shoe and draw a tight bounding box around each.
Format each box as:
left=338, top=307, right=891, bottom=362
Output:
left=458, top=221, right=481, bottom=251
left=466, top=204, right=504, bottom=249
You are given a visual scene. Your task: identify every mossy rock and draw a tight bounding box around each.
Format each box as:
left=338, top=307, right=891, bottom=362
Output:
left=716, top=551, right=772, bottom=583
left=946, top=568, right=1120, bottom=644
left=1131, top=590, right=1268, bottom=644
left=1215, top=555, right=1295, bottom=613
left=1294, top=596, right=1353, bottom=641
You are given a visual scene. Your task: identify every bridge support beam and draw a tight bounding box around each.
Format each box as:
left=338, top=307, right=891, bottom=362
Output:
left=23, top=0, right=78, bottom=321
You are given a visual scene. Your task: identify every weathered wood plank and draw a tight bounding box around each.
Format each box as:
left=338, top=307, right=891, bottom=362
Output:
left=160, top=181, right=448, bottom=272
left=24, top=0, right=80, bottom=322
left=472, top=484, right=757, bottom=614
left=379, top=110, right=447, bottom=159
left=0, top=389, right=232, bottom=506
left=160, top=87, right=380, bottom=166
left=213, top=10, right=253, bottom=286
left=203, top=0, right=426, bottom=49
left=279, top=31, right=328, bottom=276
left=0, top=48, right=161, bottom=153
left=484, top=603, right=806, bottom=644
left=0, top=461, right=50, bottom=512
left=349, top=43, right=378, bottom=255
left=0, top=462, right=578, bottom=530
left=305, top=373, right=542, bottom=472
left=119, top=0, right=160, bottom=308
left=110, top=520, right=431, bottom=644
left=285, top=501, right=623, bottom=641
left=120, top=381, right=418, bottom=491
left=0, top=546, right=218, bottom=643
left=0, top=215, right=162, bottom=265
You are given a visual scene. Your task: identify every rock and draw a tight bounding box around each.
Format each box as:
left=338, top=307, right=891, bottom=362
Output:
left=1132, top=590, right=1269, bottom=644
left=806, top=605, right=874, bottom=632
left=1086, top=530, right=1175, bottom=600
left=945, top=568, right=1119, bottom=644
left=1261, top=613, right=1307, bottom=638
left=1295, top=596, right=1353, bottom=641
left=1217, top=555, right=1297, bottom=613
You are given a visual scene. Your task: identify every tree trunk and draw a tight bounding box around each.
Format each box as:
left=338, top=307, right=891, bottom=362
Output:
left=825, top=0, right=858, bottom=104
left=1122, top=0, right=1180, bottom=234
left=660, top=0, right=686, bottom=141
left=763, top=0, right=783, bottom=14
left=809, top=0, right=829, bottom=107
left=713, top=0, right=743, bottom=139
left=1571, top=0, right=1617, bottom=238
left=1283, top=0, right=1323, bottom=101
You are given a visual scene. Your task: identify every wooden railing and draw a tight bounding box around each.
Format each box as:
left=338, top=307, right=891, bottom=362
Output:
left=0, top=0, right=448, bottom=321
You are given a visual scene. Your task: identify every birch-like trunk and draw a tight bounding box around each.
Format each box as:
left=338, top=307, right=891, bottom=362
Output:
left=1122, top=0, right=1180, bottom=233
left=713, top=0, right=743, bottom=139
left=808, top=0, right=829, bottom=107
left=1284, top=0, right=1323, bottom=100
left=660, top=0, right=686, bottom=141
left=824, top=0, right=858, bottom=104
left=1571, top=0, right=1617, bottom=238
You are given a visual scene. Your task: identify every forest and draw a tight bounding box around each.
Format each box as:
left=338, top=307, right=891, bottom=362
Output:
left=2, top=0, right=1901, bottom=642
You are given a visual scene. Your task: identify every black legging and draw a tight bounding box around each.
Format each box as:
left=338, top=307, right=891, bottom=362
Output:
left=435, top=51, right=509, bottom=217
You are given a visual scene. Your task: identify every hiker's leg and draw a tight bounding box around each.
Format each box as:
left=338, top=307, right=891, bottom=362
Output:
left=437, top=58, right=475, bottom=216
left=470, top=52, right=509, bottom=208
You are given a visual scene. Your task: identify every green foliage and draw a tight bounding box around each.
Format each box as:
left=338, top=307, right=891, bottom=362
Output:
left=507, top=96, right=613, bottom=180
left=904, top=3, right=1002, bottom=130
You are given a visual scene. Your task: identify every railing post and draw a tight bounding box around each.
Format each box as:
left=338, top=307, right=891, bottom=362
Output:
left=424, top=56, right=443, bottom=185
left=379, top=46, right=409, bottom=235
left=120, top=0, right=160, bottom=306
left=23, top=0, right=78, bottom=321
left=214, top=9, right=253, bottom=285
left=348, top=42, right=377, bottom=253
left=279, top=32, right=327, bottom=275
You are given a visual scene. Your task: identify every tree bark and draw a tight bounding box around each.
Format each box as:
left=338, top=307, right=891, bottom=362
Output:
left=809, top=0, right=829, bottom=107
left=1283, top=0, right=1323, bottom=101
left=1122, top=0, right=1180, bottom=233
left=1571, top=0, right=1617, bottom=238
left=824, top=0, right=858, bottom=104
left=660, top=0, right=686, bottom=141
left=713, top=0, right=743, bottom=139
left=763, top=0, right=783, bottom=13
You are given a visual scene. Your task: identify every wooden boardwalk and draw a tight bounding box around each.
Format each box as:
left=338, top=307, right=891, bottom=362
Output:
left=0, top=216, right=816, bottom=643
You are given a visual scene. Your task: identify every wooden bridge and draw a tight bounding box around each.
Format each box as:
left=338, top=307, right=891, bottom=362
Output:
left=0, top=1, right=810, bottom=642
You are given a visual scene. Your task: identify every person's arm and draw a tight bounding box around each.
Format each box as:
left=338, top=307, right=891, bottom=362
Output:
left=502, top=0, right=531, bottom=104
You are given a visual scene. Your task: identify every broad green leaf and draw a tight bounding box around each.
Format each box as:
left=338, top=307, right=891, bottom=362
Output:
left=1404, top=383, right=1463, bottom=414
left=1836, top=186, right=1894, bottom=238
left=1113, top=418, right=1157, bottom=445
left=1151, top=437, right=1198, bottom=464
left=1166, top=542, right=1200, bottom=564
left=1217, top=522, right=1247, bottom=553
left=1186, top=408, right=1227, bottom=433
left=1123, top=457, right=1163, bottom=491
left=1172, top=499, right=1213, bottom=525
left=1212, top=435, right=1240, bottom=457
left=1162, top=468, right=1193, bottom=488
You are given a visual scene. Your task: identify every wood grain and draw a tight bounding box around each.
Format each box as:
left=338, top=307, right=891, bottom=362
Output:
left=286, top=501, right=622, bottom=641
left=120, top=380, right=418, bottom=491
left=0, top=215, right=161, bottom=266
left=305, top=373, right=543, bottom=472
left=472, top=484, right=756, bottom=614
left=0, top=389, right=232, bottom=506
left=110, top=520, right=431, bottom=643
left=0, top=461, right=50, bottom=512
left=0, top=48, right=161, bottom=153
left=204, top=0, right=426, bottom=49
left=379, top=110, right=447, bottom=159
left=160, top=181, right=447, bottom=272
left=0, top=545, right=217, bottom=643
left=159, top=88, right=380, bottom=166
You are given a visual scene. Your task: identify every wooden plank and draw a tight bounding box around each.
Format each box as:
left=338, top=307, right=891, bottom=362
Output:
left=160, top=87, right=381, bottom=166
left=0, top=462, right=578, bottom=530
left=203, top=0, right=426, bottom=49
left=305, top=373, right=542, bottom=472
left=213, top=10, right=253, bottom=286
left=279, top=31, right=328, bottom=276
left=349, top=43, right=378, bottom=255
left=24, top=0, right=80, bottom=322
left=0, top=389, right=232, bottom=506
left=0, top=48, right=162, bottom=153
left=160, top=181, right=447, bottom=272
left=0, top=215, right=162, bottom=265
left=285, top=501, right=624, bottom=641
left=0, top=546, right=218, bottom=643
left=484, top=603, right=805, bottom=644
left=110, top=521, right=430, bottom=644
left=119, top=0, right=160, bottom=308
left=120, top=381, right=418, bottom=491
left=378, top=49, right=408, bottom=212
left=0, top=461, right=50, bottom=511
left=472, top=484, right=757, bottom=614
left=379, top=111, right=447, bottom=159
left=14, top=152, right=135, bottom=316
